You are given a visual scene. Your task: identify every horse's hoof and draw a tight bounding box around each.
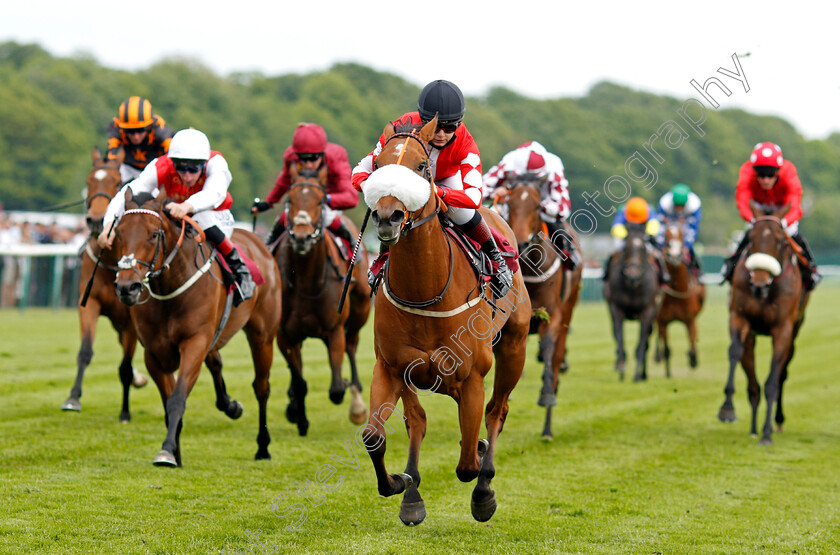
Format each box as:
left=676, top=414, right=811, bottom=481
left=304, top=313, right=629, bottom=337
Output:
left=559, top=359, right=569, bottom=374
left=758, top=436, right=773, bottom=446
left=152, top=450, right=178, bottom=467
left=61, top=398, right=81, bottom=412
left=348, top=384, right=367, bottom=424
left=718, top=409, right=737, bottom=423
left=633, top=374, right=644, bottom=383
left=393, top=473, right=413, bottom=494
left=226, top=400, right=244, bottom=420
left=285, top=403, right=298, bottom=424
left=776, top=424, right=784, bottom=433
left=471, top=491, right=497, bottom=522
left=131, top=368, right=148, bottom=388
left=477, top=439, right=489, bottom=458
left=255, top=450, right=271, bottom=461
left=689, top=353, right=698, bottom=368
left=537, top=392, right=557, bottom=407
left=297, top=421, right=309, bottom=437
left=119, top=412, right=131, bottom=424
left=618, top=372, right=625, bottom=382
left=349, top=407, right=367, bottom=425
left=399, top=500, right=426, bottom=526
left=541, top=433, right=554, bottom=441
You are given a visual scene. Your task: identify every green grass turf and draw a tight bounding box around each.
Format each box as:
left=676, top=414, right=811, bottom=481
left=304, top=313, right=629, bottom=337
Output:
left=1, top=281, right=839, bottom=554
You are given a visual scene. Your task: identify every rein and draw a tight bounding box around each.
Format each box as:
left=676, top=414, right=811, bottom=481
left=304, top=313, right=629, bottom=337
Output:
left=747, top=216, right=805, bottom=280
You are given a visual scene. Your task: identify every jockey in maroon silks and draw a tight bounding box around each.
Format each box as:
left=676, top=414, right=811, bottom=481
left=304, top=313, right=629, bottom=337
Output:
left=721, top=141, right=820, bottom=290
left=252, top=123, right=359, bottom=249
left=352, top=79, right=513, bottom=296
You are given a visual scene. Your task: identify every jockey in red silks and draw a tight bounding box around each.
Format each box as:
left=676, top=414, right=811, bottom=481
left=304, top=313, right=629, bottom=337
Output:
left=721, top=141, right=820, bottom=290
left=252, top=123, right=359, bottom=249
left=352, top=79, right=513, bottom=296
left=98, top=129, right=255, bottom=306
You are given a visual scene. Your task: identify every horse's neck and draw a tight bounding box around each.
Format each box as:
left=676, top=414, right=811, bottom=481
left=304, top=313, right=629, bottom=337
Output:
left=667, top=260, right=690, bottom=290
left=389, top=215, right=454, bottom=298
left=152, top=235, right=211, bottom=298
left=286, top=236, right=331, bottom=288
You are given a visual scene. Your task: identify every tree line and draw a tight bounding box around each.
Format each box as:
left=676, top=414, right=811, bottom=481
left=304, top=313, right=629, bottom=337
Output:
left=1, top=41, right=838, bottom=251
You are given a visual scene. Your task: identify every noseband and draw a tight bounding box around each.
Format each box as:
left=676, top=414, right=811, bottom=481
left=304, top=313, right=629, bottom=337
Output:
left=377, top=132, right=439, bottom=235
left=287, top=180, right=327, bottom=251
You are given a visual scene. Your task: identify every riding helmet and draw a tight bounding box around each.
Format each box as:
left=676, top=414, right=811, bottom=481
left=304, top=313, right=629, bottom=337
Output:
left=417, top=80, right=465, bottom=123
left=117, top=96, right=155, bottom=129
left=292, top=123, right=327, bottom=154
left=670, top=183, right=691, bottom=206
left=750, top=142, right=783, bottom=168
left=168, top=129, right=211, bottom=161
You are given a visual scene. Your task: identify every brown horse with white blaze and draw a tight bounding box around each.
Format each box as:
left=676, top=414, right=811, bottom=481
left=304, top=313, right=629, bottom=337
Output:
left=655, top=220, right=705, bottom=377
left=360, top=118, right=530, bottom=525
left=718, top=202, right=810, bottom=445
left=110, top=190, right=282, bottom=466
left=501, top=177, right=583, bottom=439
left=62, top=147, right=145, bottom=421
left=274, top=163, right=370, bottom=436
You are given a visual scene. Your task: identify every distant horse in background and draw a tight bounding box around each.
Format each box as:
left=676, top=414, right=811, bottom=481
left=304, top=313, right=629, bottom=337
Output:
left=61, top=147, right=145, bottom=422
left=500, top=176, right=582, bottom=439
left=362, top=118, right=530, bottom=525
left=718, top=203, right=810, bottom=445
left=274, top=163, right=370, bottom=436
left=111, top=190, right=283, bottom=466
left=655, top=221, right=705, bottom=377
left=604, top=223, right=661, bottom=382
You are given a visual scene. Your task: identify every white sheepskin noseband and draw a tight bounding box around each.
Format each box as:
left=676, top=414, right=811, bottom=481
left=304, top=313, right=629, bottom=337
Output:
left=363, top=164, right=431, bottom=212
left=745, top=252, right=782, bottom=277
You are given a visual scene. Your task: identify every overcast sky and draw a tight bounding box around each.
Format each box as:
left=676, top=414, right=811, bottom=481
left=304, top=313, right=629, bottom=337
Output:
left=4, top=0, right=837, bottom=140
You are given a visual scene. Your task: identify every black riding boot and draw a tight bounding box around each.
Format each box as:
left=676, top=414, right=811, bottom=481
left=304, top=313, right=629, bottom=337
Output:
left=330, top=218, right=357, bottom=254
left=721, top=232, right=750, bottom=284
left=223, top=248, right=256, bottom=306
left=793, top=233, right=821, bottom=290
left=479, top=235, right=513, bottom=297
left=545, top=219, right=581, bottom=271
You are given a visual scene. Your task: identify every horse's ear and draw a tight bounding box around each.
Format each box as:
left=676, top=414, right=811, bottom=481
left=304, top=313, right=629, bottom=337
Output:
left=418, top=116, right=438, bottom=143
left=153, top=192, right=167, bottom=213
left=91, top=147, right=102, bottom=165
left=123, top=186, right=134, bottom=207
left=382, top=121, right=396, bottom=139
left=113, top=147, right=125, bottom=165
left=775, top=203, right=791, bottom=219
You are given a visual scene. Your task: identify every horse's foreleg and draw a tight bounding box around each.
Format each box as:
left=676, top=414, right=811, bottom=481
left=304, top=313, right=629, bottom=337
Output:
left=741, top=333, right=759, bottom=436
left=719, top=318, right=748, bottom=423
left=537, top=329, right=556, bottom=408
left=398, top=392, right=427, bottom=526
left=246, top=332, right=274, bottom=460
left=63, top=300, right=100, bottom=412
left=278, top=336, right=308, bottom=436
left=364, top=360, right=411, bottom=498
left=324, top=327, right=348, bottom=405
left=634, top=309, right=655, bottom=382
left=205, top=350, right=243, bottom=420
left=687, top=318, right=699, bottom=369
left=155, top=337, right=207, bottom=467
left=609, top=304, right=626, bottom=379
left=660, top=321, right=671, bottom=378
left=456, top=375, right=486, bottom=484
left=760, top=325, right=794, bottom=445
left=776, top=346, right=793, bottom=432
left=117, top=326, right=139, bottom=423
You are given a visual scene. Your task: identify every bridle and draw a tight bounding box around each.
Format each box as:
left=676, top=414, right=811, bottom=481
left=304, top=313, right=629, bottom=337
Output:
left=86, top=163, right=121, bottom=209
left=115, top=208, right=210, bottom=301
left=286, top=178, right=327, bottom=253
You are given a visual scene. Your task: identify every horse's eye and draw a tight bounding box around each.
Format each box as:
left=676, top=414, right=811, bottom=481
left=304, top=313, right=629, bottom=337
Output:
left=417, top=161, right=427, bottom=174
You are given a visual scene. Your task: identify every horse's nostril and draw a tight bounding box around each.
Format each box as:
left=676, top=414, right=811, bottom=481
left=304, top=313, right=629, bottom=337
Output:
left=129, top=282, right=142, bottom=294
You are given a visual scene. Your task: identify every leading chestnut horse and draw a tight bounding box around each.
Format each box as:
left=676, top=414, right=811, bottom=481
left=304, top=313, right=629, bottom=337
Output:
left=111, top=190, right=283, bottom=466
left=360, top=118, right=531, bottom=525
left=61, top=147, right=145, bottom=421
left=655, top=220, right=705, bottom=377
left=718, top=203, right=810, bottom=445
left=499, top=176, right=582, bottom=440
left=274, top=163, right=370, bottom=436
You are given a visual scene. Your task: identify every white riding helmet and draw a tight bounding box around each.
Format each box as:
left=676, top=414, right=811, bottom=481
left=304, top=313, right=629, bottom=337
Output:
left=168, top=129, right=211, bottom=160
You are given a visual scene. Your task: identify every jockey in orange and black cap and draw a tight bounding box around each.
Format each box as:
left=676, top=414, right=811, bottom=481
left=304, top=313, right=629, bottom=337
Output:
left=106, top=96, right=174, bottom=184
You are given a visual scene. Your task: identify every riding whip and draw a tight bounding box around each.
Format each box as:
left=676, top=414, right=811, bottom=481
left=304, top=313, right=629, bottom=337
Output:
left=80, top=219, right=116, bottom=307
left=337, top=208, right=371, bottom=314
left=41, top=198, right=86, bottom=212
left=252, top=197, right=260, bottom=232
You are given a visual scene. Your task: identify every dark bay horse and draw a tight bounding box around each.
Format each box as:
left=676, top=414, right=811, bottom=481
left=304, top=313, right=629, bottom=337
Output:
left=501, top=177, right=582, bottom=439
left=111, top=190, right=283, bottom=466
left=718, top=203, right=810, bottom=445
left=361, top=118, right=531, bottom=525
left=274, top=163, right=370, bottom=436
left=604, top=224, right=661, bottom=382
left=655, top=221, right=705, bottom=377
left=61, top=147, right=144, bottom=421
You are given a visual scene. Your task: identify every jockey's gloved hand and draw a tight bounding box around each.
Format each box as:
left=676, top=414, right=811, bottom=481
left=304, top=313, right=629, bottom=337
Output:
left=252, top=200, right=272, bottom=213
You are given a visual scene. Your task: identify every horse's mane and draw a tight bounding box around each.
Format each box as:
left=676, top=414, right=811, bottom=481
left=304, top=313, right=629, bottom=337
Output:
left=128, top=192, right=157, bottom=208
left=393, top=120, right=423, bottom=134
left=299, top=168, right=321, bottom=179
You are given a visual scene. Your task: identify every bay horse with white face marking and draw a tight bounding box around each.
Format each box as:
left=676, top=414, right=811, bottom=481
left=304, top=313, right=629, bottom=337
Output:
left=718, top=202, right=810, bottom=445
left=360, top=118, right=530, bottom=525
left=604, top=223, right=661, bottom=382
left=62, top=147, right=144, bottom=421
left=500, top=176, right=582, bottom=440
left=111, top=190, right=283, bottom=466
left=655, top=220, right=705, bottom=377
left=274, top=163, right=370, bottom=436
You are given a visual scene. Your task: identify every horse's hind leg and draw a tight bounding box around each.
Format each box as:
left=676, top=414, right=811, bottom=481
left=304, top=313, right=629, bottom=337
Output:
left=63, top=301, right=100, bottom=412
left=609, top=304, right=626, bottom=380
left=344, top=324, right=367, bottom=425
left=246, top=331, right=274, bottom=460
left=398, top=392, right=427, bottom=526
left=324, top=326, right=348, bottom=405
left=687, top=318, right=699, bottom=369
left=659, top=321, right=671, bottom=378
left=634, top=309, right=655, bottom=382
left=205, top=350, right=243, bottom=420
left=117, top=326, right=139, bottom=423
left=363, top=360, right=411, bottom=499
left=537, top=329, right=556, bottom=407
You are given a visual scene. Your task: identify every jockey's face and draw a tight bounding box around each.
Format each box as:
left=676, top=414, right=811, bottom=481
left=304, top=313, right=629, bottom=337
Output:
left=297, top=152, right=323, bottom=171
left=124, top=127, right=149, bottom=146
left=173, top=160, right=205, bottom=187
left=430, top=127, right=455, bottom=148
left=757, top=175, right=778, bottom=190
